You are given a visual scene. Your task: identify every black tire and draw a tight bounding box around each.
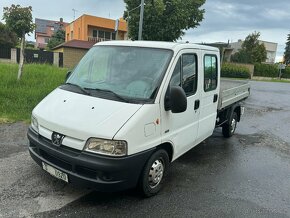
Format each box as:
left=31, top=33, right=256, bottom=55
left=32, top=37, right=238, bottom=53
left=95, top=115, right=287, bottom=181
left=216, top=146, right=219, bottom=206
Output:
left=139, top=149, right=169, bottom=197
left=222, top=112, right=238, bottom=138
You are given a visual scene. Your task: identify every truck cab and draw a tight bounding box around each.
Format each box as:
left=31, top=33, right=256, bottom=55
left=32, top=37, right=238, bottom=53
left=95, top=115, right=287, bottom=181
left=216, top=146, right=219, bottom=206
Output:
left=28, top=41, right=249, bottom=197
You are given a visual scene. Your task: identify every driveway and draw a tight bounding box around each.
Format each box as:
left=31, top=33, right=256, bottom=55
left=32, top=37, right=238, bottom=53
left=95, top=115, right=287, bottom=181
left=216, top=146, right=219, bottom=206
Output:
left=1, top=81, right=290, bottom=218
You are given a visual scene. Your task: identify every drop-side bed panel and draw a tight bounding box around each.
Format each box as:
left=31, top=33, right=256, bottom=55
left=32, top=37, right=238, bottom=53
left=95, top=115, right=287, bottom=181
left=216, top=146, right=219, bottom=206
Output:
left=218, top=79, right=250, bottom=110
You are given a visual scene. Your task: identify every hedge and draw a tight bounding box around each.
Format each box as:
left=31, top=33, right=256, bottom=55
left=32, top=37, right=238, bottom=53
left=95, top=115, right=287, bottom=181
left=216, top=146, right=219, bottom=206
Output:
left=283, top=67, right=290, bottom=78
left=221, top=63, right=251, bottom=79
left=254, top=63, right=290, bottom=78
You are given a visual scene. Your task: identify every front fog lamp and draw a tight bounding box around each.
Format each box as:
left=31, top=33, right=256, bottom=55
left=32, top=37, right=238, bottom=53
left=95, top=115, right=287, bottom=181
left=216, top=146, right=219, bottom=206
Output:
left=84, top=138, right=127, bottom=156
left=31, top=115, right=38, bottom=132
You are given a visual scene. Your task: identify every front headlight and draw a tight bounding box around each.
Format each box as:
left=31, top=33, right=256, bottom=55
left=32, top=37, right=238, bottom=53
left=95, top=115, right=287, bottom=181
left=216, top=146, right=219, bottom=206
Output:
left=31, top=115, right=38, bottom=133
left=84, top=138, right=127, bottom=156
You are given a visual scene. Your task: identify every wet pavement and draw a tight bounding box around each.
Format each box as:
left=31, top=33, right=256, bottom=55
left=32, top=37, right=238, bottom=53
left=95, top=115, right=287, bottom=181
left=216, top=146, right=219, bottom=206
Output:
left=1, top=81, right=290, bottom=217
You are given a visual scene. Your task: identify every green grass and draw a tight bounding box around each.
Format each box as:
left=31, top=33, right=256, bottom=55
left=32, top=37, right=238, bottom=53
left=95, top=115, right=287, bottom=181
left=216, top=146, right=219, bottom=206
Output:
left=0, top=63, right=67, bottom=123
left=252, top=77, right=290, bottom=83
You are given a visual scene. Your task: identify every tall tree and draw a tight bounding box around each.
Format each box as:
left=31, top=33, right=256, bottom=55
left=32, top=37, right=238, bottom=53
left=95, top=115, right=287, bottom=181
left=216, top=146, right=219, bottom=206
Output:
left=47, top=29, right=65, bottom=50
left=284, top=33, right=290, bottom=65
left=231, top=32, right=267, bottom=64
left=0, top=23, right=18, bottom=48
left=3, top=4, right=35, bottom=80
left=124, top=0, right=205, bottom=41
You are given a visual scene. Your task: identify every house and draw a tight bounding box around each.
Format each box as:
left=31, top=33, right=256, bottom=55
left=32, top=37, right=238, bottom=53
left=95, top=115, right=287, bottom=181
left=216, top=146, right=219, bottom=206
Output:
left=53, top=39, right=95, bottom=68
left=201, top=42, right=234, bottom=62
left=35, top=18, right=68, bottom=49
left=65, top=14, right=127, bottom=43
left=230, top=40, right=278, bottom=64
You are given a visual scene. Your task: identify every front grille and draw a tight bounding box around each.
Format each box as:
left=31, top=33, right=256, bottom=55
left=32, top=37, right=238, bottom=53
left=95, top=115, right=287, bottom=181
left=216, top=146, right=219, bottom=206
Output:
left=40, top=149, right=72, bottom=171
left=39, top=135, right=81, bottom=156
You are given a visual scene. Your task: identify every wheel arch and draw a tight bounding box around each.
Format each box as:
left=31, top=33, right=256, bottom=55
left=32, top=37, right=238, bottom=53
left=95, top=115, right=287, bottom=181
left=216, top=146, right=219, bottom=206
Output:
left=156, top=142, right=174, bottom=162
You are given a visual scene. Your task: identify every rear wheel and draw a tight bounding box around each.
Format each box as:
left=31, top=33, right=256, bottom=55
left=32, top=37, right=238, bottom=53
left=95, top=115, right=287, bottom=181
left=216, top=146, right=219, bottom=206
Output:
left=139, top=149, right=169, bottom=197
left=222, top=111, right=238, bottom=138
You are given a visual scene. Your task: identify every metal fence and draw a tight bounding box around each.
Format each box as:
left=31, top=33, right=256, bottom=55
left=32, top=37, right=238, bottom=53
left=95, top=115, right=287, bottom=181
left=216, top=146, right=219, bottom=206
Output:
left=0, top=47, right=11, bottom=59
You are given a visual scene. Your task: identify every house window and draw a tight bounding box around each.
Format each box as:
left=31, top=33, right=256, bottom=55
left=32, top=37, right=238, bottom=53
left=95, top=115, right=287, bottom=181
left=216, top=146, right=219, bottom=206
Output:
left=93, top=30, right=98, bottom=37
left=44, top=37, right=49, bottom=43
left=70, top=31, right=74, bottom=40
left=112, top=32, right=116, bottom=40
left=204, top=55, right=217, bottom=92
left=105, top=31, right=111, bottom=40
left=98, top=31, right=104, bottom=39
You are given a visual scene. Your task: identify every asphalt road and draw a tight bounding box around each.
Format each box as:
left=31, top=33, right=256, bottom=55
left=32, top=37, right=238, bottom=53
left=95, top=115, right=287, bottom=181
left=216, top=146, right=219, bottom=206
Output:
left=1, top=81, right=290, bottom=218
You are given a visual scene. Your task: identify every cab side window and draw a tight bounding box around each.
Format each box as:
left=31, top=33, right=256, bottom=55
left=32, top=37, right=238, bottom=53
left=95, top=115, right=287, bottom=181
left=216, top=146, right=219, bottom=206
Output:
left=170, top=54, right=197, bottom=96
left=204, top=55, right=217, bottom=92
left=182, top=54, right=197, bottom=95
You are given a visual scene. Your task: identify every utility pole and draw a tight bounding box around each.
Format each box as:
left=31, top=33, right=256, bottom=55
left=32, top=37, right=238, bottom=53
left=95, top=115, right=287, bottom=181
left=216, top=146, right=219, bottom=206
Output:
left=138, top=0, right=145, bottom=40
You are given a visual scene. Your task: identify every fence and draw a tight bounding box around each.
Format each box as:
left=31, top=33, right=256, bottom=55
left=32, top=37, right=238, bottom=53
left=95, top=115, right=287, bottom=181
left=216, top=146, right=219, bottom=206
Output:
left=0, top=47, right=63, bottom=67
left=16, top=49, right=55, bottom=65
left=0, top=47, right=11, bottom=59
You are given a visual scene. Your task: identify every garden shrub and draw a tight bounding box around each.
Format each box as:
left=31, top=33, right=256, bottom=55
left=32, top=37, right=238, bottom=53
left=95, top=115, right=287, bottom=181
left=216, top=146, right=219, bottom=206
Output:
left=221, top=63, right=251, bottom=78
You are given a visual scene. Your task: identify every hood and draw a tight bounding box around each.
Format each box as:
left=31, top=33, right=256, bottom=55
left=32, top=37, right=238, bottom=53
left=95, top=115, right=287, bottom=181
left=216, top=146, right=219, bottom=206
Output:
left=33, top=88, right=142, bottom=141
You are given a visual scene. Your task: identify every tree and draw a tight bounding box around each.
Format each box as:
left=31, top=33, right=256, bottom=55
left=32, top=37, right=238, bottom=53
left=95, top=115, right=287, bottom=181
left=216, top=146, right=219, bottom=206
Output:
left=0, top=23, right=18, bottom=48
left=231, top=32, right=267, bottom=64
left=47, top=29, right=65, bottom=50
left=124, top=0, right=205, bottom=41
left=284, top=33, right=290, bottom=65
left=3, top=4, right=35, bottom=80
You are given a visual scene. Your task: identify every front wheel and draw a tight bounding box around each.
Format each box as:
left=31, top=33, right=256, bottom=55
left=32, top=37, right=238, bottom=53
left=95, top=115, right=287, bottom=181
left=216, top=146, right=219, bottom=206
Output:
left=139, top=149, right=169, bottom=197
left=222, top=112, right=238, bottom=138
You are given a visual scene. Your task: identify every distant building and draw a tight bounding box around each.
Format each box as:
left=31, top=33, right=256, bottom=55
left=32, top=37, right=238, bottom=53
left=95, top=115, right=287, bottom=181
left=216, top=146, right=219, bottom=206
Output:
left=35, top=18, right=68, bottom=49
left=52, top=39, right=96, bottom=68
left=201, top=42, right=234, bottom=62
left=230, top=40, right=278, bottom=64
left=65, top=14, right=127, bottom=43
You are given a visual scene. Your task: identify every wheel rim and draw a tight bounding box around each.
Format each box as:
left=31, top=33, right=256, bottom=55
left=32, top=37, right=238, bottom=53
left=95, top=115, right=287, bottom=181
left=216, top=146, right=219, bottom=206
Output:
left=231, top=118, right=237, bottom=133
left=148, top=158, right=164, bottom=188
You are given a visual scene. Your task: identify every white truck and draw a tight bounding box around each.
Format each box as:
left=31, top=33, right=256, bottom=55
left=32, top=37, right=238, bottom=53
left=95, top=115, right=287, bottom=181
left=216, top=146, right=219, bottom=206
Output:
left=27, top=41, right=250, bottom=197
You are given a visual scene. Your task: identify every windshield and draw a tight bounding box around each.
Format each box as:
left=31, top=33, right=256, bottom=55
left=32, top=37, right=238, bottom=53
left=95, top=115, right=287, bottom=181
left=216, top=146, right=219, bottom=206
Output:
left=65, top=45, right=172, bottom=103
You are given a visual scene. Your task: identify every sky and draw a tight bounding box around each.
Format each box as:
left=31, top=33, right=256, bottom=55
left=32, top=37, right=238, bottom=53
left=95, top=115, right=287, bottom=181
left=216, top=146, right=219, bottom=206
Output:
left=1, top=0, right=289, bottom=62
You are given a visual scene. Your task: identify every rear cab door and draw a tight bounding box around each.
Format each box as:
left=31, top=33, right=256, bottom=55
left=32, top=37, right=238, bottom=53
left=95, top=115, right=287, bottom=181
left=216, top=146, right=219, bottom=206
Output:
left=197, top=50, right=220, bottom=142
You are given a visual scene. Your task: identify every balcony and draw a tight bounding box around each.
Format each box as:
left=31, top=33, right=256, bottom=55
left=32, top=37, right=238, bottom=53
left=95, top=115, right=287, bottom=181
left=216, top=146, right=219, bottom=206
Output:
left=88, top=36, right=112, bottom=43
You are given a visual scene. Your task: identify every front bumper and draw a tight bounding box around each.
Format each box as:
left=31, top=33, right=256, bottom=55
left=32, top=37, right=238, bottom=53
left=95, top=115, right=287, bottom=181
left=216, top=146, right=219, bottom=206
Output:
left=27, top=127, right=155, bottom=192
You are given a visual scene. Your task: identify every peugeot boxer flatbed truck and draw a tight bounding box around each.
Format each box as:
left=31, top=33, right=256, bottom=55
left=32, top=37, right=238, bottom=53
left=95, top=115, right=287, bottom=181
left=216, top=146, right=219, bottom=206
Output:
left=28, top=41, right=250, bottom=197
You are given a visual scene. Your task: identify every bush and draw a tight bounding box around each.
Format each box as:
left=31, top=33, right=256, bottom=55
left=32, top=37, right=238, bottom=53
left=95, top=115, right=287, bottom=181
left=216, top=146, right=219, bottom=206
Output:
left=254, top=63, right=278, bottom=77
left=221, top=63, right=251, bottom=78
left=283, top=67, right=290, bottom=78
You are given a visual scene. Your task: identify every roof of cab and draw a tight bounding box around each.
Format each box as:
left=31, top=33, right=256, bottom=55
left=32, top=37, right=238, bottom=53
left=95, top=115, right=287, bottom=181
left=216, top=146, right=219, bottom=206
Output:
left=95, top=40, right=219, bottom=52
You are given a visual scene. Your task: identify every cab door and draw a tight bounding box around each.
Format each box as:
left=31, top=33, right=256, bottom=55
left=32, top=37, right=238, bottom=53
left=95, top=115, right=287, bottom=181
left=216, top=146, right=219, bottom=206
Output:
left=161, top=50, right=201, bottom=160
left=197, top=51, right=220, bottom=142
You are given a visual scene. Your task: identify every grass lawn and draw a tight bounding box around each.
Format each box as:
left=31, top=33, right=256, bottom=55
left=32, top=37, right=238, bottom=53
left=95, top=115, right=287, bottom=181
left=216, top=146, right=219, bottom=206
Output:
left=0, top=63, right=67, bottom=123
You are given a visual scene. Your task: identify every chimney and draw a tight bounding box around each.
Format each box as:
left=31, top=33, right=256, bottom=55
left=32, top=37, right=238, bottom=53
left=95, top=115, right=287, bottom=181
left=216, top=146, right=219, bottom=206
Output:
left=60, top=18, right=63, bottom=23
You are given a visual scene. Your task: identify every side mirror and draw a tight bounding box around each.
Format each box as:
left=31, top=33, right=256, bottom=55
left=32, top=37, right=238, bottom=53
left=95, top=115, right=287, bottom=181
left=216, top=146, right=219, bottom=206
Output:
left=65, top=71, right=72, bottom=82
left=165, top=86, right=187, bottom=113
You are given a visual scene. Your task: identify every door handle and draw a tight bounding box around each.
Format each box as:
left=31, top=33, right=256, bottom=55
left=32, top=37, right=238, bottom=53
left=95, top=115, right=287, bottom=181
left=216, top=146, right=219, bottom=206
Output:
left=194, top=100, right=200, bottom=110
left=213, top=94, right=218, bottom=103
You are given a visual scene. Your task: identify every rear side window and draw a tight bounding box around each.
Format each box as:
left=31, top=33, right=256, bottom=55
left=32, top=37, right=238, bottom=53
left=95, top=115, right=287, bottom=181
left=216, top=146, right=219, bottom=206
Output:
left=170, top=54, right=197, bottom=96
left=204, top=55, right=217, bottom=92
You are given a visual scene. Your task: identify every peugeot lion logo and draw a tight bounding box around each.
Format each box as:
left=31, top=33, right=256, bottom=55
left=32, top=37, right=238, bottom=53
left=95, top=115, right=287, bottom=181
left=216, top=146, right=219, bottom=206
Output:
left=51, top=132, right=65, bottom=146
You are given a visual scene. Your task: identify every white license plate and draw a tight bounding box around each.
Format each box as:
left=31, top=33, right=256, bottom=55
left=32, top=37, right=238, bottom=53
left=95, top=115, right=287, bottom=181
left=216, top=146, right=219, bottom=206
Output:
left=42, top=162, right=68, bottom=183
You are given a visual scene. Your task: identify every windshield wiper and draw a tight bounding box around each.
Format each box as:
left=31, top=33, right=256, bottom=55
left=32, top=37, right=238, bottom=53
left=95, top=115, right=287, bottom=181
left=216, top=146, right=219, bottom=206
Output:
left=65, top=83, right=91, bottom=96
left=85, top=88, right=130, bottom=103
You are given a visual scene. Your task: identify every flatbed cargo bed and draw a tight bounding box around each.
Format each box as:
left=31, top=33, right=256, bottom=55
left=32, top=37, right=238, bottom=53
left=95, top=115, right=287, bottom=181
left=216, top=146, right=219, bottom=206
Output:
left=218, top=79, right=250, bottom=110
